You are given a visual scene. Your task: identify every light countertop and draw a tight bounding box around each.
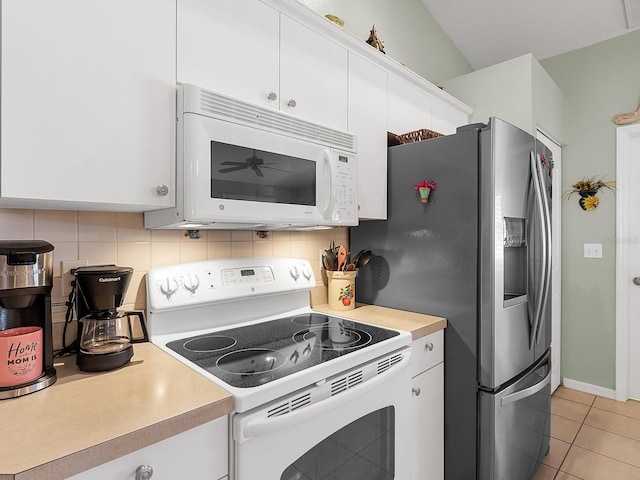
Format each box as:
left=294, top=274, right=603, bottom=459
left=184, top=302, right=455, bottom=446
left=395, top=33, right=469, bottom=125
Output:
left=312, top=303, right=447, bottom=340
left=0, top=343, right=232, bottom=480
left=0, top=303, right=443, bottom=480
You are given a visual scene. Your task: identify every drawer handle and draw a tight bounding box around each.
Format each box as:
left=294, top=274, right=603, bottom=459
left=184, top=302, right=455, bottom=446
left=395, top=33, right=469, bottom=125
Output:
left=412, top=387, right=421, bottom=396
left=425, top=342, right=434, bottom=351
left=135, top=465, right=154, bottom=480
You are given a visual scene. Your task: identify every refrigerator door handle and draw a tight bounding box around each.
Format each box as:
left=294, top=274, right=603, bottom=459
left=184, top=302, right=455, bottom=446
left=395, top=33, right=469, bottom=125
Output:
left=529, top=152, right=547, bottom=349
left=535, top=152, right=553, bottom=345
left=501, top=367, right=551, bottom=407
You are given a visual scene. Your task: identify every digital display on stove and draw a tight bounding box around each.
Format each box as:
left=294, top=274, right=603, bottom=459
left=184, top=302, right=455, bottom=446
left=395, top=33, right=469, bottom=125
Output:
left=241, top=269, right=255, bottom=276
left=166, top=313, right=399, bottom=389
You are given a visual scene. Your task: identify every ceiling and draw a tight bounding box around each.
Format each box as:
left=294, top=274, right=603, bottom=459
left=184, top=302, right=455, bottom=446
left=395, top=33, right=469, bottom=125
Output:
left=420, top=0, right=640, bottom=70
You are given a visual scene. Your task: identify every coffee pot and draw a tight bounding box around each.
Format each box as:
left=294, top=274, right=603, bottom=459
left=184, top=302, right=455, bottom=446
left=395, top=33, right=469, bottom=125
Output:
left=0, top=240, right=57, bottom=399
left=73, top=265, right=147, bottom=372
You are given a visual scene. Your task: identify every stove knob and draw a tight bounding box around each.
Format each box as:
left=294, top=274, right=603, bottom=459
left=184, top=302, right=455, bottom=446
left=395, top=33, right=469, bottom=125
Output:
left=183, top=274, right=200, bottom=294
left=159, top=278, right=178, bottom=300
left=302, top=264, right=313, bottom=281
left=290, top=350, right=300, bottom=364
left=302, top=344, right=312, bottom=358
left=289, top=265, right=300, bottom=281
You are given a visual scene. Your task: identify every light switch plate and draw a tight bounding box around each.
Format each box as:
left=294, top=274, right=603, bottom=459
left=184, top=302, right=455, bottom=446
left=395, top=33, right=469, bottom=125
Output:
left=583, top=243, right=603, bottom=258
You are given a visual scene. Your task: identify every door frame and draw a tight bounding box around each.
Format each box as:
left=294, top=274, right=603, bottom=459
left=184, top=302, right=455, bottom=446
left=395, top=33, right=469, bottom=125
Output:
left=537, top=128, right=562, bottom=392
left=615, top=123, right=640, bottom=401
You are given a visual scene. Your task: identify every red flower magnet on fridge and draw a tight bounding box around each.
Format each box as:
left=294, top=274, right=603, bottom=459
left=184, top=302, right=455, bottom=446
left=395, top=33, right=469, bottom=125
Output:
left=414, top=180, right=437, bottom=204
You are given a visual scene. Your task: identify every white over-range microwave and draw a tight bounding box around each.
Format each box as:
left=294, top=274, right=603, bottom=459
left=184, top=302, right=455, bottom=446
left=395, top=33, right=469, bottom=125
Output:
left=144, top=84, right=358, bottom=230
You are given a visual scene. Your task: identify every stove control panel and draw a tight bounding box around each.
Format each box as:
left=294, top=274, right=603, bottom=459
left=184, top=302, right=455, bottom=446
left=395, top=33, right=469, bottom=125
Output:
left=147, top=257, right=316, bottom=311
left=222, top=266, right=274, bottom=287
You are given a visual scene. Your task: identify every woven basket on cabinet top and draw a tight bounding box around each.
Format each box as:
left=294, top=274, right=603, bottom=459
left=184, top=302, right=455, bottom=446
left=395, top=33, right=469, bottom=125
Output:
left=395, top=128, right=444, bottom=144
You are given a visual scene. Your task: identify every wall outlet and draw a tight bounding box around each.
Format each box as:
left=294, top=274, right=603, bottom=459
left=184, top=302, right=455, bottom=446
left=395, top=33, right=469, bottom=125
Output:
left=583, top=243, right=603, bottom=259
left=61, top=259, right=88, bottom=298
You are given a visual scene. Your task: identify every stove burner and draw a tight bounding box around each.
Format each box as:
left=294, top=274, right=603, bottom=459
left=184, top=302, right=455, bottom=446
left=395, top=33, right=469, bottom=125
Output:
left=183, top=335, right=237, bottom=352
left=291, top=313, right=331, bottom=326
left=217, top=348, right=288, bottom=375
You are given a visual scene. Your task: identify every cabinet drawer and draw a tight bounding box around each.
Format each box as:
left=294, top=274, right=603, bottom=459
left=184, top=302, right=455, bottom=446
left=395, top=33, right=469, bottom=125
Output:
left=68, top=417, right=228, bottom=480
left=411, top=330, right=444, bottom=377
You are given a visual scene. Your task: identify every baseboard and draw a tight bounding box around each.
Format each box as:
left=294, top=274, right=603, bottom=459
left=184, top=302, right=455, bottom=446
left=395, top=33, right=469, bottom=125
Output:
left=562, top=377, right=616, bottom=400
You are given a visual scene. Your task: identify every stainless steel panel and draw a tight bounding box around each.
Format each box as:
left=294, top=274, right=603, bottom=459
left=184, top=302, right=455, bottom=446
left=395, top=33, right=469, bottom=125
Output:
left=478, top=350, right=551, bottom=480
left=479, top=118, right=536, bottom=389
left=534, top=140, right=553, bottom=360
left=352, top=130, right=481, bottom=480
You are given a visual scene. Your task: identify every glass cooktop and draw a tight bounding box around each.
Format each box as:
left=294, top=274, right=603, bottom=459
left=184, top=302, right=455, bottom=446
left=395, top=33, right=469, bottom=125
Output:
left=166, top=313, right=399, bottom=388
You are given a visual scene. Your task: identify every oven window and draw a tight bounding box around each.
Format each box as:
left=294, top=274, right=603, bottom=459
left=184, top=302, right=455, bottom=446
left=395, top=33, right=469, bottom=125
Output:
left=280, top=407, right=395, bottom=480
left=210, top=141, right=316, bottom=205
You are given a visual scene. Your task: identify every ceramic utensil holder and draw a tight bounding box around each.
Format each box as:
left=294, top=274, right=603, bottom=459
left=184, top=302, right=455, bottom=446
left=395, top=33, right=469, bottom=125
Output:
left=326, top=270, right=357, bottom=311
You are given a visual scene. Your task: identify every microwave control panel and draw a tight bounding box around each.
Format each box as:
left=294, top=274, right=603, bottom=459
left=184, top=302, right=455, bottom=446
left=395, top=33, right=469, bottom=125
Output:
left=333, top=154, right=357, bottom=223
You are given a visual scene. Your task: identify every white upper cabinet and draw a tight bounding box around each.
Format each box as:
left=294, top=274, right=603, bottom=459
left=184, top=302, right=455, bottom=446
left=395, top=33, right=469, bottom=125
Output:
left=177, top=0, right=348, bottom=130
left=279, top=15, right=347, bottom=130
left=348, top=54, right=388, bottom=219
left=0, top=0, right=176, bottom=211
left=177, top=0, right=280, bottom=109
left=387, top=74, right=433, bottom=136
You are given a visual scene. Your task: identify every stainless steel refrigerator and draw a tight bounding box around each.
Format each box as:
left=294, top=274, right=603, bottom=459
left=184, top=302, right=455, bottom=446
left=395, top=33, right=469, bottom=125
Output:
left=351, top=118, right=552, bottom=480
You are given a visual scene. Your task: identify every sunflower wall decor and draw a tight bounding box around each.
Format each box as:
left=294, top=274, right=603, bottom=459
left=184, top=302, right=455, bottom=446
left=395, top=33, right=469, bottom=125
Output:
left=563, top=176, right=616, bottom=211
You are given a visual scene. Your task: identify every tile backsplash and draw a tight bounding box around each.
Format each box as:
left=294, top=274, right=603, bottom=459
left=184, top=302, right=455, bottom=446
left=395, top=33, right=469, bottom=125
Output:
left=0, top=208, right=348, bottom=350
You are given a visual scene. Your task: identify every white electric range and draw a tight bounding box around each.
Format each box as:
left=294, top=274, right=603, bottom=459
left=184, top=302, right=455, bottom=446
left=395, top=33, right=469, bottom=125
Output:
left=146, top=257, right=412, bottom=480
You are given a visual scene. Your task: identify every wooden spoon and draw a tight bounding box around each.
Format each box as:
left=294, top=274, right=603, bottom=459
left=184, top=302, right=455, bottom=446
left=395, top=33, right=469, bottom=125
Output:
left=337, top=245, right=347, bottom=271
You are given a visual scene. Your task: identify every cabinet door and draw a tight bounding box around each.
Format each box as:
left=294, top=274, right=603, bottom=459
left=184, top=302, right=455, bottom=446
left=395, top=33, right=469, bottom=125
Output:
left=177, top=0, right=280, bottom=108
left=68, top=417, right=228, bottom=480
left=411, top=363, right=444, bottom=480
left=1, top=0, right=176, bottom=210
left=432, top=98, right=470, bottom=135
left=280, top=15, right=348, bottom=130
left=348, top=54, right=388, bottom=220
left=387, top=75, right=433, bottom=136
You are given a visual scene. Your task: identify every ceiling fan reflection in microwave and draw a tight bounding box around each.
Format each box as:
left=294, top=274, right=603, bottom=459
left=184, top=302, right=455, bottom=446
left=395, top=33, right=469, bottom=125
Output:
left=219, top=150, right=292, bottom=177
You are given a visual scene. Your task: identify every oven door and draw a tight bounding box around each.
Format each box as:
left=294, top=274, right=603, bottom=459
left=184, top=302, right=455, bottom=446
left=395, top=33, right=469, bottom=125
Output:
left=232, top=350, right=412, bottom=480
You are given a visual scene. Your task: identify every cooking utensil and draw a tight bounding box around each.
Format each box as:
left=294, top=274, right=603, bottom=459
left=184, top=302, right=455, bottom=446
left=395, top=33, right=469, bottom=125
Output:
left=337, top=245, right=347, bottom=271
left=355, top=250, right=372, bottom=268
left=324, top=249, right=337, bottom=270
left=351, top=250, right=366, bottom=266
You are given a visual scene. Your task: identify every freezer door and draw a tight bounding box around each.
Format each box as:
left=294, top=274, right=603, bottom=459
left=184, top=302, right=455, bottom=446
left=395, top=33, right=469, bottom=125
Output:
left=479, top=118, right=538, bottom=389
left=478, top=349, right=551, bottom=480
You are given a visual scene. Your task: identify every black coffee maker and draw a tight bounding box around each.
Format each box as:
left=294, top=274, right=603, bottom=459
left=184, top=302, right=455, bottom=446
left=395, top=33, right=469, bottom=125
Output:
left=73, top=265, right=147, bottom=372
left=0, top=240, right=57, bottom=399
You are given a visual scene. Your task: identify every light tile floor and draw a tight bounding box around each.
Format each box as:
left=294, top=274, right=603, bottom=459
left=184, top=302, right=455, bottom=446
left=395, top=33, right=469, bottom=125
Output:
left=534, top=386, right=640, bottom=479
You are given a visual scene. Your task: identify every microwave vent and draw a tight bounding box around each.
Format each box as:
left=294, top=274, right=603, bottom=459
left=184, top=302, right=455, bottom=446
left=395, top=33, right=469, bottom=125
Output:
left=190, top=87, right=356, bottom=153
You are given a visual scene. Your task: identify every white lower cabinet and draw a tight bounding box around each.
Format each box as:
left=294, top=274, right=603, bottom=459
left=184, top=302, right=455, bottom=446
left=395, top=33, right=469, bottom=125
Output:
left=69, top=417, right=228, bottom=480
left=411, top=331, right=444, bottom=480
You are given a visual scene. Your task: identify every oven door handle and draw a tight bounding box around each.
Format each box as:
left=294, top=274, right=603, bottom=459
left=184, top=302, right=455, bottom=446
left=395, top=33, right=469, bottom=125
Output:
left=239, top=351, right=411, bottom=441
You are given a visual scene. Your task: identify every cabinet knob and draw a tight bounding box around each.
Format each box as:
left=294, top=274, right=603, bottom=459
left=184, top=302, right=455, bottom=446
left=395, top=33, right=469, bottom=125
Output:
left=267, top=91, right=278, bottom=102
left=135, top=465, right=154, bottom=480
left=425, top=342, right=434, bottom=351
left=633, top=277, right=640, bottom=286
left=287, top=99, right=297, bottom=108
left=412, top=387, right=421, bottom=396
left=156, top=185, right=169, bottom=196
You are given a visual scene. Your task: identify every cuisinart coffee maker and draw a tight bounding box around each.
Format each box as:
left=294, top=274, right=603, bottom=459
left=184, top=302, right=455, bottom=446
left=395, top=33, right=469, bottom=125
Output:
left=73, top=265, right=147, bottom=372
left=0, top=240, right=57, bottom=399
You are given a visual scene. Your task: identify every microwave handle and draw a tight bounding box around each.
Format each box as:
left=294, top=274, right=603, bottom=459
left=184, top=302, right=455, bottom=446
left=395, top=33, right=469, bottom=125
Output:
left=322, top=149, right=336, bottom=221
